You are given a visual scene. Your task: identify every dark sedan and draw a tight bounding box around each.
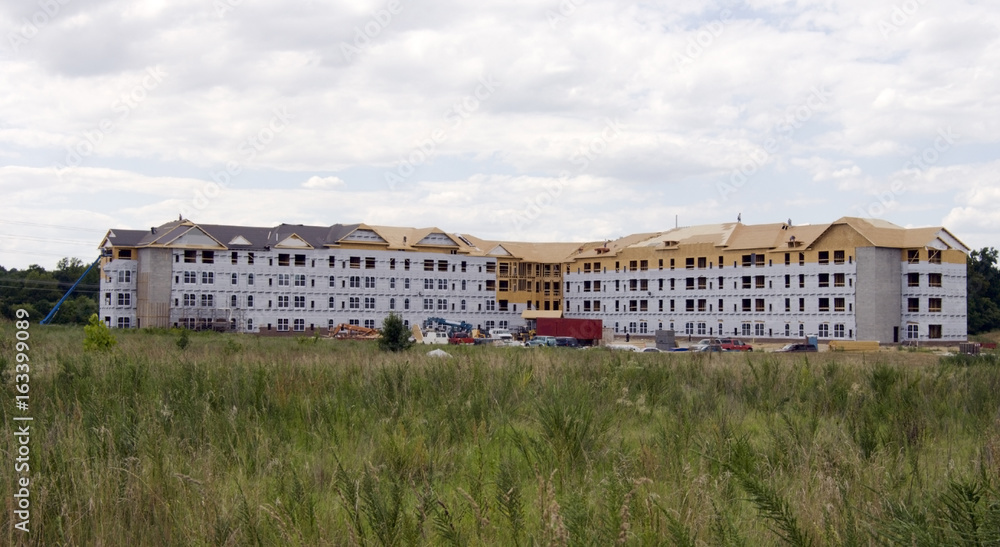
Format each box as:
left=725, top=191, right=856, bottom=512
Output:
left=554, top=337, right=581, bottom=348
left=775, top=343, right=817, bottom=352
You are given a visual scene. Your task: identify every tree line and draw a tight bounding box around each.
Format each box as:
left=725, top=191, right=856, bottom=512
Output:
left=968, top=247, right=1000, bottom=335
left=0, top=258, right=101, bottom=324
left=1, top=250, right=999, bottom=334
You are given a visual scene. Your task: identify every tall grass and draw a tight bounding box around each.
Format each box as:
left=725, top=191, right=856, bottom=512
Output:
left=1, top=322, right=999, bottom=544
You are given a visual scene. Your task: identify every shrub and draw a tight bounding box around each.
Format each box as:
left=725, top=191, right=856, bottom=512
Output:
left=175, top=328, right=190, bottom=350
left=378, top=312, right=412, bottom=352
left=83, top=313, right=116, bottom=351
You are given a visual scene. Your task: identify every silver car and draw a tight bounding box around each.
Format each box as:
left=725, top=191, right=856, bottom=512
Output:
left=689, top=338, right=714, bottom=351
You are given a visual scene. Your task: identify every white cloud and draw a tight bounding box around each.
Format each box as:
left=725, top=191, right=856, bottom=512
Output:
left=0, top=0, right=997, bottom=268
left=301, top=176, right=345, bottom=190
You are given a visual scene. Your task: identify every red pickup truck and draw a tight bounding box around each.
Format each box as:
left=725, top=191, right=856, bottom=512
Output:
left=713, top=338, right=753, bottom=351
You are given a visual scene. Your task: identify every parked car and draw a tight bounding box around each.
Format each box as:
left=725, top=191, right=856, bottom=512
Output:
left=693, top=344, right=725, bottom=353
left=554, top=336, right=581, bottom=348
left=526, top=336, right=557, bottom=347
left=775, top=343, right=817, bottom=353
left=689, top=338, right=714, bottom=351
left=640, top=347, right=664, bottom=353
left=713, top=338, right=753, bottom=351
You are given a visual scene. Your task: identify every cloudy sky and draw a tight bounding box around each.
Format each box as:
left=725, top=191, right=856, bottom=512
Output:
left=1, top=0, right=997, bottom=269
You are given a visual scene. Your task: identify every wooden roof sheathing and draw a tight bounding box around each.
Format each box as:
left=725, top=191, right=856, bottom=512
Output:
left=100, top=216, right=969, bottom=258
left=522, top=309, right=563, bottom=319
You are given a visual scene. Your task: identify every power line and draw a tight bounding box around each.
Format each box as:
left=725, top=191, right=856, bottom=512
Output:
left=0, top=220, right=107, bottom=234
left=0, top=250, right=100, bottom=261
left=0, top=234, right=97, bottom=246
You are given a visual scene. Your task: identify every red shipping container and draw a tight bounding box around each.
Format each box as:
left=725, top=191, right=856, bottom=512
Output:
left=536, top=318, right=603, bottom=342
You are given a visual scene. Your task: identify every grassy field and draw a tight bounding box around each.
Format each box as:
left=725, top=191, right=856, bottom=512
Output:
left=2, top=324, right=1000, bottom=545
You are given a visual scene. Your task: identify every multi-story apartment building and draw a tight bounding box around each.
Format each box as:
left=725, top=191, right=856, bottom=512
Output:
left=562, top=217, right=967, bottom=343
left=98, top=220, right=526, bottom=334
left=99, top=216, right=968, bottom=344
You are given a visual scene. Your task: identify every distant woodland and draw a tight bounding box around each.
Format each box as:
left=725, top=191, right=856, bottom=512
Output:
left=0, top=257, right=100, bottom=324
left=969, top=247, right=1000, bottom=335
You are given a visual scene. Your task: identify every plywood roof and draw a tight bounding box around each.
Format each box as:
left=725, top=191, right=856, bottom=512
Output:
left=101, top=217, right=969, bottom=257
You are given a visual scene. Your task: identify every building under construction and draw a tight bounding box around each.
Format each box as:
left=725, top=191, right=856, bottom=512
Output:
left=98, top=216, right=969, bottom=344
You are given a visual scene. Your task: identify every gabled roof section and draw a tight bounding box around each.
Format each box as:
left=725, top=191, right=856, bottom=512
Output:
left=485, top=241, right=588, bottom=263
left=274, top=233, right=314, bottom=249
left=160, top=225, right=227, bottom=249
left=354, top=225, right=413, bottom=250
left=414, top=230, right=461, bottom=247
left=356, top=225, right=476, bottom=253
left=339, top=227, right=389, bottom=245
left=574, top=231, right=669, bottom=258
left=722, top=222, right=790, bottom=250
left=487, top=244, right=513, bottom=256
left=928, top=229, right=970, bottom=252
left=228, top=235, right=253, bottom=246
left=272, top=223, right=344, bottom=248
left=823, top=217, right=969, bottom=252
left=720, top=222, right=829, bottom=252
left=771, top=223, right=830, bottom=251
left=606, top=225, right=737, bottom=254
left=460, top=234, right=593, bottom=262
left=98, top=217, right=969, bottom=261
left=98, top=228, right=147, bottom=249
left=320, top=224, right=364, bottom=246
left=195, top=224, right=272, bottom=250
left=140, top=220, right=191, bottom=246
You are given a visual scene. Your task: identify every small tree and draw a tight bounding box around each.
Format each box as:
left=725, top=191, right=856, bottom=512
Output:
left=175, top=328, right=190, bottom=350
left=83, top=314, right=117, bottom=352
left=378, top=312, right=413, bottom=352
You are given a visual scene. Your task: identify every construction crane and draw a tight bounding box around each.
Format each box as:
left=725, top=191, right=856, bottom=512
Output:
left=40, top=255, right=104, bottom=325
left=423, top=317, right=475, bottom=334
left=423, top=317, right=480, bottom=345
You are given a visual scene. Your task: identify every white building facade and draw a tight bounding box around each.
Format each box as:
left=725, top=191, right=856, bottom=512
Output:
left=99, top=222, right=526, bottom=334
left=99, top=217, right=969, bottom=344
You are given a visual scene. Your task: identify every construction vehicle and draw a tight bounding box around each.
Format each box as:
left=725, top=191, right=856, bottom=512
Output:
left=422, top=317, right=478, bottom=345
left=328, top=323, right=381, bottom=340
left=412, top=323, right=448, bottom=344
left=510, top=325, right=533, bottom=342
left=472, top=327, right=522, bottom=346
left=425, top=317, right=474, bottom=334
